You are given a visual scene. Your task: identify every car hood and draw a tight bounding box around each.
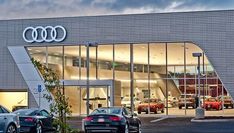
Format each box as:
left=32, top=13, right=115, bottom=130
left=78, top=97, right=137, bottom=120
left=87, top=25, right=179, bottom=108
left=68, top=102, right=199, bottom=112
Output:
left=18, top=115, right=47, bottom=119
left=205, top=101, right=220, bottom=105
left=0, top=113, right=16, bottom=117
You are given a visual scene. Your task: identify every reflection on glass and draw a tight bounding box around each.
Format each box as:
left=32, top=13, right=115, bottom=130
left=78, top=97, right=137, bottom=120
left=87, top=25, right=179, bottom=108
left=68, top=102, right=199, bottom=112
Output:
left=64, top=46, right=79, bottom=80
left=98, top=45, right=113, bottom=79
left=27, top=47, right=46, bottom=64
left=48, top=46, right=63, bottom=79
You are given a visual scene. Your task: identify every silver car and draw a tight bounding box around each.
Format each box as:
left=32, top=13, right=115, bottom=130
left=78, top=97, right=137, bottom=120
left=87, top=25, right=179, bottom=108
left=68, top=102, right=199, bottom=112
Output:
left=0, top=105, right=20, bottom=133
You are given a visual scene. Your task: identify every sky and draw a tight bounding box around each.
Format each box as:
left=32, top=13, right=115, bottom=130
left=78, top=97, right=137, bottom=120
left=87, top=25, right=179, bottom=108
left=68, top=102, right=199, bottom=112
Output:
left=1, top=0, right=234, bottom=20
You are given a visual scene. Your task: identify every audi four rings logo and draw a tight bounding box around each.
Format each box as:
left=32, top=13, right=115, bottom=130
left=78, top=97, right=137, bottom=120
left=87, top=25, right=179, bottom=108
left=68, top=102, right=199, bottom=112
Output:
left=22, top=25, right=67, bottom=43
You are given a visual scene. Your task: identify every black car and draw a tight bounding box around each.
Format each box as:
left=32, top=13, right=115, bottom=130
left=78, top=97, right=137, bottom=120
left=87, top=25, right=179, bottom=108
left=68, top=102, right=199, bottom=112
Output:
left=83, top=107, right=141, bottom=133
left=13, top=108, right=56, bottom=133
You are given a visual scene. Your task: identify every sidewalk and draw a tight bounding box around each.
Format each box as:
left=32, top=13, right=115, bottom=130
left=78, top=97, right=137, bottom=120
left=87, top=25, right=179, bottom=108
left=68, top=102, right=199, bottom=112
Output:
left=191, top=116, right=234, bottom=122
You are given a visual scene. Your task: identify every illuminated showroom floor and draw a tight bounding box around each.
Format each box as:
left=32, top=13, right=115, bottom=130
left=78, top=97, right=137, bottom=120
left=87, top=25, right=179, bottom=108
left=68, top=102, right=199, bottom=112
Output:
left=137, top=107, right=234, bottom=117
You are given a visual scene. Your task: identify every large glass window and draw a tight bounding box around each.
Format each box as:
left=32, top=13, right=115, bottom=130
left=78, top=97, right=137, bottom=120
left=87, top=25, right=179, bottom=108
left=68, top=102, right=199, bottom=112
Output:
left=47, top=46, right=63, bottom=79
left=115, top=44, right=130, bottom=101
left=133, top=44, right=148, bottom=110
left=27, top=47, right=46, bottom=64
left=64, top=46, right=79, bottom=80
left=26, top=42, right=232, bottom=116
left=0, top=92, right=28, bottom=111
left=97, top=45, right=113, bottom=79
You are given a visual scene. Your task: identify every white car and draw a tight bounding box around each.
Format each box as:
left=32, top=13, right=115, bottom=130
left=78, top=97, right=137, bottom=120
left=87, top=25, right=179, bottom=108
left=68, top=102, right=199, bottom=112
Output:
left=0, top=105, right=20, bottom=133
left=121, top=97, right=141, bottom=109
left=167, top=97, right=178, bottom=108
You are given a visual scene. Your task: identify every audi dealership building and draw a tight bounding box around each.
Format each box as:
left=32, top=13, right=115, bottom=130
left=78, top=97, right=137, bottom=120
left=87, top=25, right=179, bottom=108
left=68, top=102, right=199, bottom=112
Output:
left=1, top=10, right=234, bottom=116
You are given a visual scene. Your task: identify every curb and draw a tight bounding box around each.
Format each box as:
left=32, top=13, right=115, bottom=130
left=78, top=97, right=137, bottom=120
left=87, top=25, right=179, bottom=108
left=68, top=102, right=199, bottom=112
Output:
left=191, top=118, right=234, bottom=122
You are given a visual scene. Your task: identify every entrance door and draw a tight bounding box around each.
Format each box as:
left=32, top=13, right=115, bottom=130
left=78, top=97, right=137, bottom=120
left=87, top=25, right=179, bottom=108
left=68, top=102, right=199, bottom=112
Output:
left=79, top=86, right=110, bottom=115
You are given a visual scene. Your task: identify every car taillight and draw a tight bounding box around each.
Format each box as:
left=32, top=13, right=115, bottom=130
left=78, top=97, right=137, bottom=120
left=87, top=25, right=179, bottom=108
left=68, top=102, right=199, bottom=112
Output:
left=109, top=116, right=122, bottom=121
left=24, top=117, right=34, bottom=122
left=16, top=116, right=20, bottom=127
left=84, top=116, right=93, bottom=122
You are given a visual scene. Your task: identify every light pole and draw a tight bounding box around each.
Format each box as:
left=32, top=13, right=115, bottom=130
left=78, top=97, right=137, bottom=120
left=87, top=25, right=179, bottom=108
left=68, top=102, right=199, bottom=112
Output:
left=86, top=42, right=98, bottom=115
left=192, top=52, right=205, bottom=118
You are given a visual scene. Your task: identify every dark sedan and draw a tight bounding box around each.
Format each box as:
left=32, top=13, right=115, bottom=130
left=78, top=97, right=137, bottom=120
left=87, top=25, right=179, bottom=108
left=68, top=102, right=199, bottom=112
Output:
left=83, top=107, right=141, bottom=133
left=13, top=108, right=56, bottom=133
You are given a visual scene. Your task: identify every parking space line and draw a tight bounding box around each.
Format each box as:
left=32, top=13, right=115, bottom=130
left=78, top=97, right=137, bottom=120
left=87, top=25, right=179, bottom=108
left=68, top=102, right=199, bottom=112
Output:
left=150, top=116, right=169, bottom=123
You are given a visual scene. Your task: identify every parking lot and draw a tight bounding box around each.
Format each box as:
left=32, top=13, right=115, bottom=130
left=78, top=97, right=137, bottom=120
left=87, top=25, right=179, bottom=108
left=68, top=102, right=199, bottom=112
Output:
left=141, top=117, right=234, bottom=133
left=67, top=116, right=234, bottom=133
left=137, top=107, right=234, bottom=116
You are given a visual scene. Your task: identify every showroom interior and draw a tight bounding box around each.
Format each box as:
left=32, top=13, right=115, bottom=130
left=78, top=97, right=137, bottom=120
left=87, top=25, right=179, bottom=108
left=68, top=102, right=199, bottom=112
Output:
left=26, top=42, right=232, bottom=116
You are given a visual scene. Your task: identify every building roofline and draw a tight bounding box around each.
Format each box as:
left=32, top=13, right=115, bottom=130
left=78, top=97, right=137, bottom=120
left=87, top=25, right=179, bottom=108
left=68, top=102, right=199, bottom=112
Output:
left=1, top=9, right=234, bottom=21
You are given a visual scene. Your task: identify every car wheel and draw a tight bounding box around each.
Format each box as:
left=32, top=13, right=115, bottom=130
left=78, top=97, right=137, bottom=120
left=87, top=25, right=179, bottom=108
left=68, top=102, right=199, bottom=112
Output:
left=138, top=111, right=141, bottom=114
left=6, top=124, right=16, bottom=133
left=154, top=108, right=158, bottom=114
left=137, top=123, right=141, bottom=133
left=179, top=106, right=182, bottom=109
left=36, top=123, right=42, bottom=133
left=225, top=105, right=228, bottom=109
left=146, top=110, right=149, bottom=114
left=125, top=124, right=129, bottom=133
left=231, top=105, right=234, bottom=108
left=161, top=109, right=164, bottom=113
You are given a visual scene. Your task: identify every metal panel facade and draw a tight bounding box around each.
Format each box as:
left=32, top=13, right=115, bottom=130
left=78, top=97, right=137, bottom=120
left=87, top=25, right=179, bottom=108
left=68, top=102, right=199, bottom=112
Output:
left=1, top=10, right=234, bottom=98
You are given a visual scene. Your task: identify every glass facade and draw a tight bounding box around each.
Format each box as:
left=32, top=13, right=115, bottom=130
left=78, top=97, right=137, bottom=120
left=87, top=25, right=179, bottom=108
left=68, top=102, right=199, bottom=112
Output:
left=27, top=42, right=232, bottom=116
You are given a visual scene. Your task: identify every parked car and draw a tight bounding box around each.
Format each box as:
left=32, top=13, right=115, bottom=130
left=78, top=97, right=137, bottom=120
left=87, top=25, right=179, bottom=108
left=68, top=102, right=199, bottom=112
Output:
left=83, top=107, right=141, bottom=133
left=137, top=99, right=165, bottom=114
left=121, top=97, right=141, bottom=110
left=167, top=96, right=178, bottom=108
left=219, top=96, right=234, bottom=109
left=178, top=94, right=196, bottom=109
left=203, top=97, right=222, bottom=110
left=0, top=105, right=20, bottom=133
left=13, top=108, right=56, bottom=133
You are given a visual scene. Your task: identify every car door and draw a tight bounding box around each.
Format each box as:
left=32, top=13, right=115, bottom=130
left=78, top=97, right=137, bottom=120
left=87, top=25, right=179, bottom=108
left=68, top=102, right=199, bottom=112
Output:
left=40, top=110, right=53, bottom=130
left=123, top=108, right=137, bottom=131
left=0, top=107, right=6, bottom=133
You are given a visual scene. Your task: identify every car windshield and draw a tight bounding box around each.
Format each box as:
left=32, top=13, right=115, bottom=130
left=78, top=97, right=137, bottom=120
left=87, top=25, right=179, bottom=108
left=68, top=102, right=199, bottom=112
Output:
left=0, top=106, right=10, bottom=113
left=122, top=97, right=130, bottom=101
left=143, top=99, right=158, bottom=103
left=224, top=96, right=231, bottom=99
left=206, top=98, right=216, bottom=102
left=91, top=108, right=121, bottom=115
left=14, top=109, right=36, bottom=116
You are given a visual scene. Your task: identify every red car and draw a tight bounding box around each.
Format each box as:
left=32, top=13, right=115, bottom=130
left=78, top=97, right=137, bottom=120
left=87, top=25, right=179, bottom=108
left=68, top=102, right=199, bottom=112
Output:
left=137, top=99, right=165, bottom=114
left=203, top=97, right=222, bottom=110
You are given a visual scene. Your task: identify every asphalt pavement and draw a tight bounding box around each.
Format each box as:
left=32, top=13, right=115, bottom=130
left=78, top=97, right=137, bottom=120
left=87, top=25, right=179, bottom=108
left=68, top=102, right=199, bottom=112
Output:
left=66, top=116, right=234, bottom=133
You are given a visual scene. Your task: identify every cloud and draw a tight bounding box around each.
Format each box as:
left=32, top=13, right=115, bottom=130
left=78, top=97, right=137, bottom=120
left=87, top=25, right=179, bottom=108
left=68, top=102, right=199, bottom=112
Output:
left=0, top=0, right=234, bottom=20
